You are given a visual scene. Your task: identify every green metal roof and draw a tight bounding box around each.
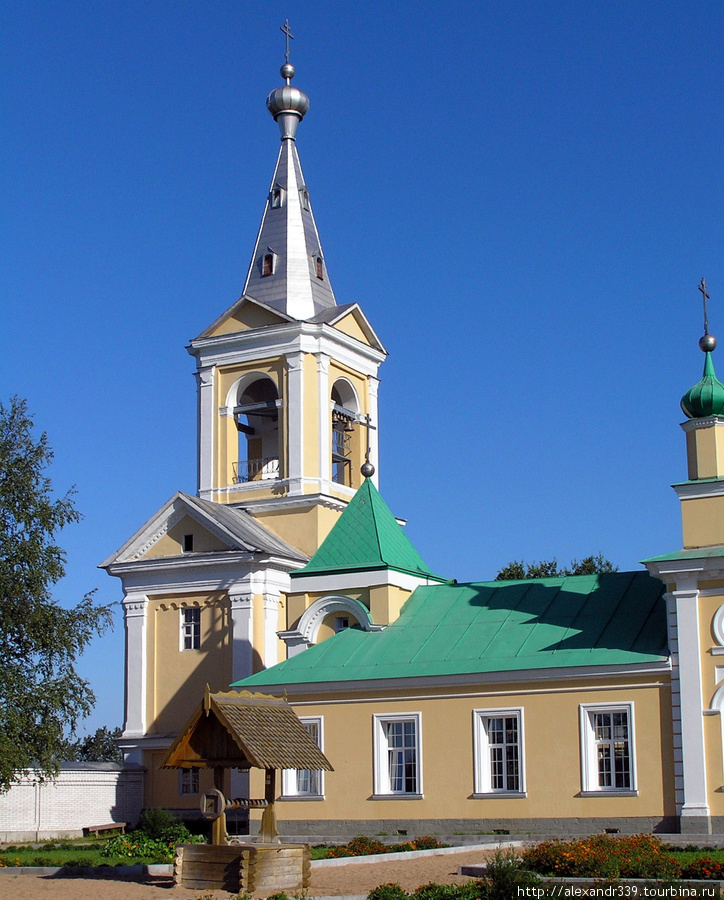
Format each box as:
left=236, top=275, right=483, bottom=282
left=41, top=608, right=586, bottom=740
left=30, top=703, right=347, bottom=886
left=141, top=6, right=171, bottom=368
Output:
left=293, top=477, right=442, bottom=579
left=234, top=571, right=668, bottom=688
left=681, top=352, right=724, bottom=419
left=643, top=545, right=724, bottom=563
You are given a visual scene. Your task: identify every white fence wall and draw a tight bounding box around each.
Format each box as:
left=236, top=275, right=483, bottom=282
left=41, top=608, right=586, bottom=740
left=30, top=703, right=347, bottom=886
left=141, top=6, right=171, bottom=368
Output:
left=0, top=763, right=144, bottom=842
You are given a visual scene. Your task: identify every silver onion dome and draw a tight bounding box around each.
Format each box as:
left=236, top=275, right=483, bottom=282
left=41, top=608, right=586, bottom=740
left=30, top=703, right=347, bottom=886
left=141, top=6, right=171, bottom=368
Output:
left=266, top=63, right=310, bottom=140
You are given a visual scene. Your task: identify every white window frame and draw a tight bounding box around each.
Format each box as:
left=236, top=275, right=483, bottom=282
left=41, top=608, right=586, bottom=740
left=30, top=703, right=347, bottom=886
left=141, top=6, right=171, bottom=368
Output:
left=179, top=766, right=199, bottom=796
left=180, top=606, right=201, bottom=651
left=473, top=707, right=526, bottom=797
left=281, top=716, right=325, bottom=799
left=373, top=712, right=423, bottom=798
left=579, top=702, right=637, bottom=795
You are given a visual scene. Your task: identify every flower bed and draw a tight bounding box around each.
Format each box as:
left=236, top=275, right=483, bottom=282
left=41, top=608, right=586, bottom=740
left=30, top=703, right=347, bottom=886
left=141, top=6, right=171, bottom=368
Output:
left=521, top=834, right=724, bottom=881
left=322, top=835, right=448, bottom=859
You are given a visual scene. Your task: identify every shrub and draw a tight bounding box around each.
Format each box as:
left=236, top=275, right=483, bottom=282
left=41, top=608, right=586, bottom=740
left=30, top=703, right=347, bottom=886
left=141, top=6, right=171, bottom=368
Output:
left=413, top=882, right=482, bottom=900
left=522, top=834, right=681, bottom=880
left=137, top=807, right=193, bottom=843
left=482, top=848, right=540, bottom=900
left=368, top=884, right=409, bottom=900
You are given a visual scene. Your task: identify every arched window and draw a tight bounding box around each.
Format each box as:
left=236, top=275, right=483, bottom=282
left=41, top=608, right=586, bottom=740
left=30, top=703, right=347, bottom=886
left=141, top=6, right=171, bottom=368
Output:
left=315, top=256, right=324, bottom=280
left=233, top=377, right=280, bottom=483
left=331, top=381, right=358, bottom=486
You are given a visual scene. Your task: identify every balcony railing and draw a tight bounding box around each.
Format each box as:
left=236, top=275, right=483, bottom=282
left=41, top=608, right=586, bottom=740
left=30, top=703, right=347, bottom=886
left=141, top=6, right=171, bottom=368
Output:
left=232, top=457, right=280, bottom=484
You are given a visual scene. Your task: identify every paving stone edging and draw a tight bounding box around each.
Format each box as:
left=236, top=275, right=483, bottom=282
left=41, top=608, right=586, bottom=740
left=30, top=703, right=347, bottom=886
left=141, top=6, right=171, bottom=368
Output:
left=313, top=841, right=521, bottom=867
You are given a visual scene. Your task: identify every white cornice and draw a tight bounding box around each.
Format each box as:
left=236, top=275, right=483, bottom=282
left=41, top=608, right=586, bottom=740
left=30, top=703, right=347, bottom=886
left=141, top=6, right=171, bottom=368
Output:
left=680, top=417, right=724, bottom=433
left=250, top=661, right=672, bottom=700
left=645, top=555, right=724, bottom=582
left=290, top=569, right=441, bottom=593
left=673, top=480, right=724, bottom=500
left=105, top=551, right=303, bottom=593
left=188, top=321, right=385, bottom=374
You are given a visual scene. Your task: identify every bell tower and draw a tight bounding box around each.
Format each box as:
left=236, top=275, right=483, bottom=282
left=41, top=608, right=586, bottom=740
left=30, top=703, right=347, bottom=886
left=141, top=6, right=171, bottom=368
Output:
left=188, top=53, right=386, bottom=558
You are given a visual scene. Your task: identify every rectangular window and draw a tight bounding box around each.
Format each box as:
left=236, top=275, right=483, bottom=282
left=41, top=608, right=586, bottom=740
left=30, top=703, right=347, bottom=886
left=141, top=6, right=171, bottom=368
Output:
left=473, top=708, right=525, bottom=796
left=180, top=607, right=201, bottom=651
left=179, top=767, right=199, bottom=796
left=183, top=533, right=194, bottom=552
left=373, top=713, right=422, bottom=797
left=580, top=703, right=636, bottom=794
left=282, top=717, right=324, bottom=798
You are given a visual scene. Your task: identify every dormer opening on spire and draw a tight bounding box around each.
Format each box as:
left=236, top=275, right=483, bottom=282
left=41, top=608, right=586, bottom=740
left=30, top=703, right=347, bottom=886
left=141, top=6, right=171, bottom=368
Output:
left=233, top=376, right=281, bottom=483
left=314, top=255, right=324, bottom=280
left=299, top=186, right=310, bottom=210
left=262, top=251, right=276, bottom=277
left=271, top=185, right=285, bottom=208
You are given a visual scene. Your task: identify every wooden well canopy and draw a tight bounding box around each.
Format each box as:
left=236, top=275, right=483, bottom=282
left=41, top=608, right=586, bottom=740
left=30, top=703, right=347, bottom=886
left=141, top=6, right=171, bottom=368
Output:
left=162, top=686, right=333, bottom=773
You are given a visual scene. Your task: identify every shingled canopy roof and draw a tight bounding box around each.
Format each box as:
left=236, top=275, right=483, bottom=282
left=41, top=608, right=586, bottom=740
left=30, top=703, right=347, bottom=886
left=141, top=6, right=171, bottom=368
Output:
left=162, top=687, right=332, bottom=772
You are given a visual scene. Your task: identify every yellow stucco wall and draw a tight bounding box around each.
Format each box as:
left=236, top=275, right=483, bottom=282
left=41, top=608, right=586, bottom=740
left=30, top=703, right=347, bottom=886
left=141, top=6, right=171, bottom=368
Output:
left=253, top=504, right=341, bottom=559
left=681, top=496, right=724, bottom=547
left=146, top=592, right=232, bottom=734
left=686, top=425, right=724, bottom=481
left=333, top=312, right=372, bottom=346
left=145, top=515, right=229, bottom=558
left=209, top=302, right=287, bottom=336
left=266, top=675, right=674, bottom=825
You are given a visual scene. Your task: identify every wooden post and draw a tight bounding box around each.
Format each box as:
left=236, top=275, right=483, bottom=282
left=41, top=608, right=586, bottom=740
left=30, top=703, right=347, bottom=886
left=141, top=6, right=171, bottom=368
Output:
left=211, top=766, right=227, bottom=845
left=259, top=768, right=278, bottom=842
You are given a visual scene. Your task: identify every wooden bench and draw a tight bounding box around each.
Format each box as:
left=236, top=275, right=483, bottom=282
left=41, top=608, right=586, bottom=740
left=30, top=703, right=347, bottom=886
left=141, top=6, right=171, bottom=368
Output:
left=83, top=822, right=127, bottom=838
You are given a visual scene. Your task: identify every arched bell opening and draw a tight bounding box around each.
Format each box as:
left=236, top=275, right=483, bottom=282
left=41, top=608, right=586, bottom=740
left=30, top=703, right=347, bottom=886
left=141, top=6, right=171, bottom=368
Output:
left=331, top=379, right=360, bottom=487
left=233, top=377, right=280, bottom=483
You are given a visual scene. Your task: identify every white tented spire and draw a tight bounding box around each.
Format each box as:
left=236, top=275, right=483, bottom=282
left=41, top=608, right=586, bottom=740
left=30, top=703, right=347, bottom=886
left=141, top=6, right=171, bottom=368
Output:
left=241, top=63, right=336, bottom=320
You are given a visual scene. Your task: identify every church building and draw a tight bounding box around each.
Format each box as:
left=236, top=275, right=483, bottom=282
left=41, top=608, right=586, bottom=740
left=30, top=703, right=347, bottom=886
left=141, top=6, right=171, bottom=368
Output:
left=104, top=50, right=724, bottom=837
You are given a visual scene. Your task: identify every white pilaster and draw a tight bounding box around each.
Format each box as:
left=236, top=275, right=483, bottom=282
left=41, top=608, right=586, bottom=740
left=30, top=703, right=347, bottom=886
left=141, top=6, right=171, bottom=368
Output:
left=263, top=591, right=281, bottom=668
left=122, top=592, right=149, bottom=738
left=229, top=591, right=255, bottom=683
left=671, top=583, right=711, bottom=829
left=317, top=354, right=331, bottom=483
left=286, top=352, right=305, bottom=492
left=367, top=375, right=380, bottom=487
left=196, top=366, right=215, bottom=497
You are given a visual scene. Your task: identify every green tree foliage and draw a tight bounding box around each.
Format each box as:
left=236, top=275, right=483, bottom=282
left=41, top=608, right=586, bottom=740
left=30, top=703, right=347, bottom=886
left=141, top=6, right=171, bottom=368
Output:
left=495, top=553, right=618, bottom=580
left=61, top=726, right=123, bottom=762
left=0, top=397, right=113, bottom=791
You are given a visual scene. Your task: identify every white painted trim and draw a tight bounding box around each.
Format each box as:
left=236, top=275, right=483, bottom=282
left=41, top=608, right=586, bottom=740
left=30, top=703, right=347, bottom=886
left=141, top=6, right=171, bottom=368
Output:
left=673, top=480, right=724, bottom=500
left=290, top=569, right=443, bottom=593
left=473, top=707, right=525, bottom=796
left=681, top=417, right=724, bottom=433
left=196, top=367, right=215, bottom=497
left=279, top=594, right=383, bottom=656
left=271, top=666, right=671, bottom=700
left=281, top=716, right=325, bottom=799
left=579, top=701, right=637, bottom=794
left=230, top=592, right=254, bottom=683
left=286, top=351, right=304, bottom=490
left=372, top=712, right=423, bottom=798
left=122, top=593, right=148, bottom=738
left=263, top=592, right=281, bottom=667
left=670, top=586, right=710, bottom=820
left=317, top=355, right=331, bottom=484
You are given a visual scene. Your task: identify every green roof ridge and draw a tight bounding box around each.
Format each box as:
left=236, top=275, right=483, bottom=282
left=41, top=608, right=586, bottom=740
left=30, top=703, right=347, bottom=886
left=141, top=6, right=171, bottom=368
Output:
left=294, top=478, right=436, bottom=578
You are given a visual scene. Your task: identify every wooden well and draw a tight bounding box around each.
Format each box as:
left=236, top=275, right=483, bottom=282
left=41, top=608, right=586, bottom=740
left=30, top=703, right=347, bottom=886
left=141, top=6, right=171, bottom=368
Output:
left=174, top=841, right=311, bottom=894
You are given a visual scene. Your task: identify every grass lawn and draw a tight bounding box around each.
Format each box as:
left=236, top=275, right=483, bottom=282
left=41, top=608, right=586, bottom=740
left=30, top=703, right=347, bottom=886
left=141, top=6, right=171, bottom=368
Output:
left=0, top=837, right=169, bottom=868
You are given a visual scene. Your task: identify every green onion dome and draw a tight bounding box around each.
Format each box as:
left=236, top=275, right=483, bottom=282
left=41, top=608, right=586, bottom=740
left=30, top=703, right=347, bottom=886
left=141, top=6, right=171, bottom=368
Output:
left=681, top=351, right=724, bottom=418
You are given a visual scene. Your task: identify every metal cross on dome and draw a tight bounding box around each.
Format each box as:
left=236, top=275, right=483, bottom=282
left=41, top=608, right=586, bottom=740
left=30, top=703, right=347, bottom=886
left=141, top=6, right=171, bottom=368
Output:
left=700, top=277, right=711, bottom=335
left=280, top=20, right=294, bottom=63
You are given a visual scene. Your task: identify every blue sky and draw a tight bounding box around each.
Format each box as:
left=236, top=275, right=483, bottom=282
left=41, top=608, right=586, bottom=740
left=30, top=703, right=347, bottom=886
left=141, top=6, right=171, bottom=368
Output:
left=2, top=0, right=724, bottom=734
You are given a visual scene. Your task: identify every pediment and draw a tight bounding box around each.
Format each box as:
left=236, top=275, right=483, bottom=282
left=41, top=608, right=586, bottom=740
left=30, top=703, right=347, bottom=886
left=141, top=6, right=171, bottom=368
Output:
left=324, top=304, right=386, bottom=353
left=100, top=491, right=308, bottom=568
left=196, top=296, right=293, bottom=340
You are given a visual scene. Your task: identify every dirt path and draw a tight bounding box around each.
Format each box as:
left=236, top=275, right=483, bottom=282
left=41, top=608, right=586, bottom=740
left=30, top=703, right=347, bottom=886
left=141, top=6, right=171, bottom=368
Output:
left=0, top=846, right=502, bottom=899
